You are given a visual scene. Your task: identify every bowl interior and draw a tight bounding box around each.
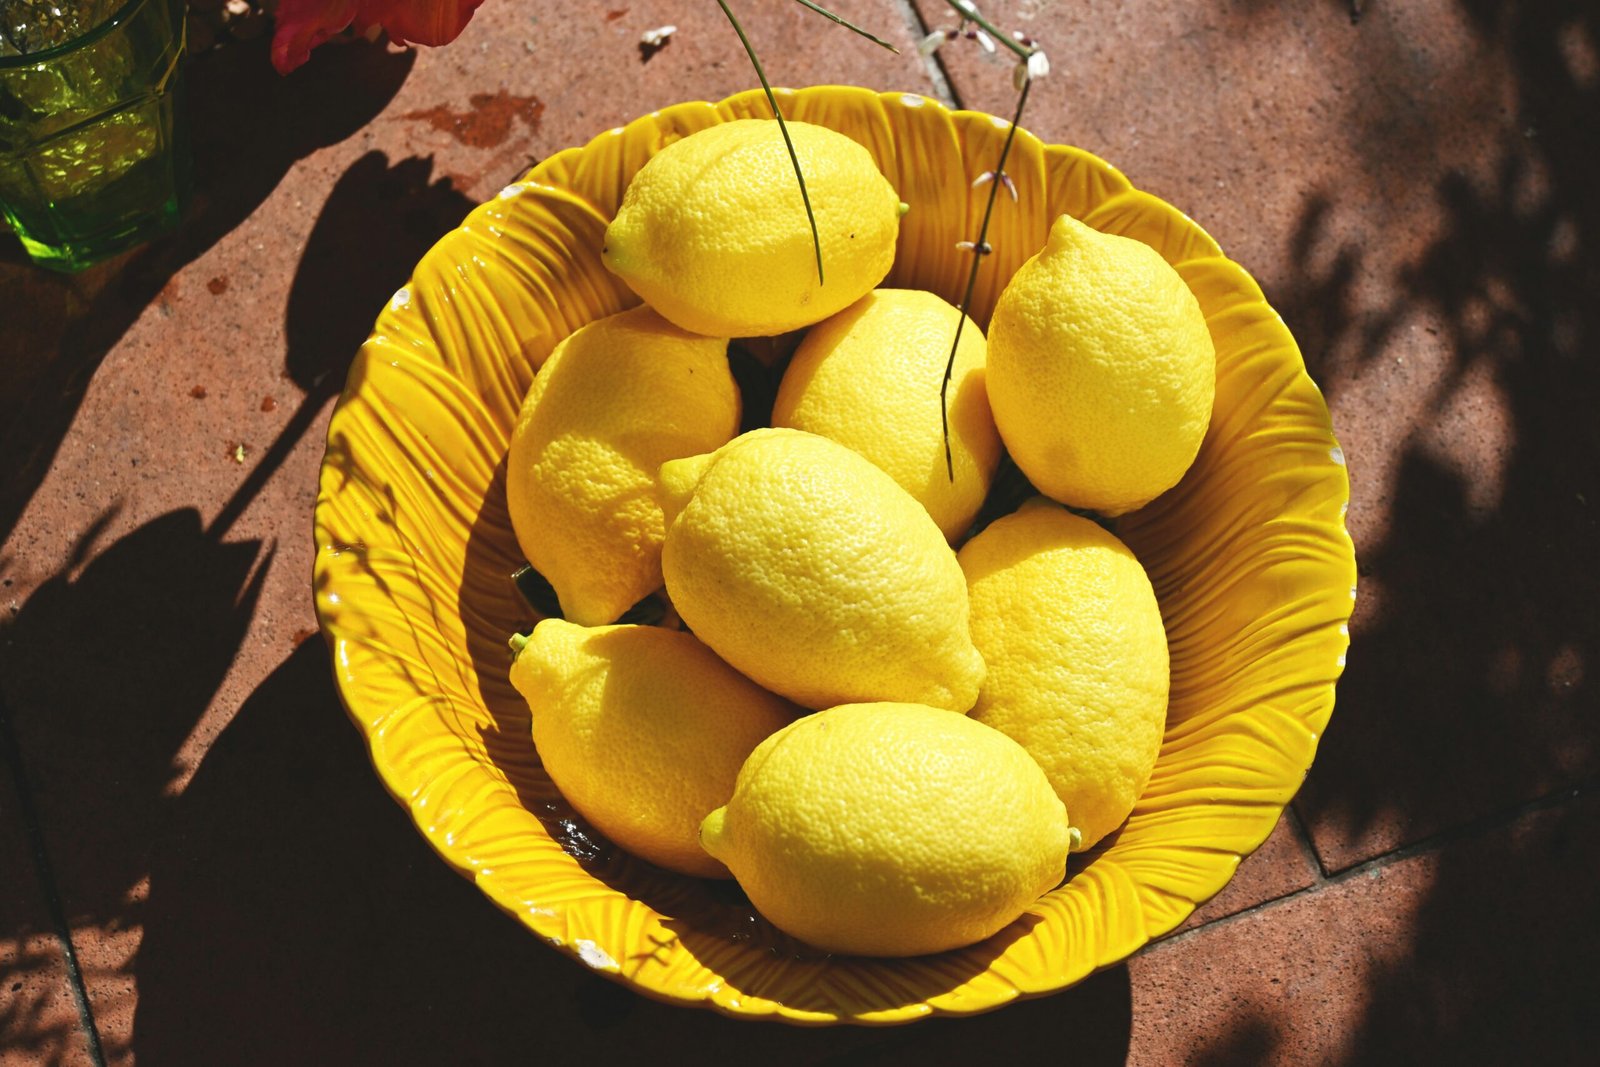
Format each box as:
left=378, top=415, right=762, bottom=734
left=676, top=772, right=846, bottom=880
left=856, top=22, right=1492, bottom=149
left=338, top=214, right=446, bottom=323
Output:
left=312, top=86, right=1355, bottom=1024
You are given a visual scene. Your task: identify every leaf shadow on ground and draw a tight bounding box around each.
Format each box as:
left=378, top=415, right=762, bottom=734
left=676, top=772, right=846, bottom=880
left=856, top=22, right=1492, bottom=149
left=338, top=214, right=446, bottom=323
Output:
left=0, top=140, right=471, bottom=1061
left=1286, top=0, right=1598, bottom=864
left=0, top=507, right=270, bottom=1064
left=1188, top=0, right=1599, bottom=1059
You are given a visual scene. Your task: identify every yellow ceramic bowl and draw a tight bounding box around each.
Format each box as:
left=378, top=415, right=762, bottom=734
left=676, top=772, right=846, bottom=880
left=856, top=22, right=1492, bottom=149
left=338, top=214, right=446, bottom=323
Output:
left=313, top=86, right=1356, bottom=1024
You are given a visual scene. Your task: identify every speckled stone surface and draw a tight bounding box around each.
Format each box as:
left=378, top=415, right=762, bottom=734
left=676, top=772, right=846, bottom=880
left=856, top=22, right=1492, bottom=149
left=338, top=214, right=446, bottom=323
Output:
left=1127, top=791, right=1600, bottom=1064
left=3, top=0, right=1597, bottom=1061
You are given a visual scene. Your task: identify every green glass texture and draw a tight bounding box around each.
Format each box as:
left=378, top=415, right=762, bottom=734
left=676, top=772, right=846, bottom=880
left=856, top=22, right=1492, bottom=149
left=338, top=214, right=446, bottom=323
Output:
left=0, top=0, right=190, bottom=271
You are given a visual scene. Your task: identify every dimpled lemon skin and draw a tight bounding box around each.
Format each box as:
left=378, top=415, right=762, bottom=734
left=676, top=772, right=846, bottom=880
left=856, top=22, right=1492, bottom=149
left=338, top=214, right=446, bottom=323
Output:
left=658, top=428, right=985, bottom=712
left=960, top=499, right=1170, bottom=851
left=771, top=289, right=1002, bottom=542
left=510, top=619, right=796, bottom=879
left=602, top=119, right=900, bottom=338
left=987, top=213, right=1216, bottom=516
left=700, top=702, right=1072, bottom=957
left=505, top=305, right=740, bottom=626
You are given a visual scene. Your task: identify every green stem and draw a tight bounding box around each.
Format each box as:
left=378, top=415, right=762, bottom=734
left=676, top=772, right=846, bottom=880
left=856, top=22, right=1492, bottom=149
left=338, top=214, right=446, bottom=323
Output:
left=941, top=74, right=1032, bottom=481
left=790, top=0, right=899, bottom=52
left=943, top=0, right=1033, bottom=60
left=716, top=0, right=825, bottom=285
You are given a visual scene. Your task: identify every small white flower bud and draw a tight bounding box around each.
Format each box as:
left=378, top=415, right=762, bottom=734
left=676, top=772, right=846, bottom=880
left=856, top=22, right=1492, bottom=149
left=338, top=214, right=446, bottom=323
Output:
left=1013, top=49, right=1049, bottom=89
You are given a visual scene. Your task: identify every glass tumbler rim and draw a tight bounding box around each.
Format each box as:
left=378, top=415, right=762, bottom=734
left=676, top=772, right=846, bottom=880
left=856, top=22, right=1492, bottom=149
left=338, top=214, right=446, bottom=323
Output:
left=0, top=0, right=168, bottom=70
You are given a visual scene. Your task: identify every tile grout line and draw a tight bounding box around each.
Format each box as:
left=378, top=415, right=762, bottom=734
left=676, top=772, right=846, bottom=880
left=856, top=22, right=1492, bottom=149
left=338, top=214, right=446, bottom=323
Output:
left=1316, top=773, right=1599, bottom=881
left=1149, top=776, right=1598, bottom=953
left=889, top=0, right=963, bottom=109
left=0, top=685, right=108, bottom=1067
left=1283, top=799, right=1331, bottom=880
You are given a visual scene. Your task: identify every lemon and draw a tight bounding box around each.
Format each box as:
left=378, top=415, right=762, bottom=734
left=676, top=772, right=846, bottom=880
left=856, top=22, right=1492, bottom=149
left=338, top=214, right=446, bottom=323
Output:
left=771, top=289, right=1001, bottom=541
left=509, top=619, right=796, bottom=878
left=602, top=119, right=901, bottom=337
left=658, top=428, right=985, bottom=712
left=986, top=213, right=1216, bottom=516
left=700, top=702, right=1073, bottom=957
left=505, top=305, right=740, bottom=626
left=959, top=499, right=1169, bottom=850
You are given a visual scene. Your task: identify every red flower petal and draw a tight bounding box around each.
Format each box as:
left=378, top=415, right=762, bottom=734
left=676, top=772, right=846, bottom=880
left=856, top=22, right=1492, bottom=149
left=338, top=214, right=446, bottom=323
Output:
left=354, top=0, right=488, bottom=48
left=272, top=0, right=487, bottom=74
left=271, top=0, right=361, bottom=74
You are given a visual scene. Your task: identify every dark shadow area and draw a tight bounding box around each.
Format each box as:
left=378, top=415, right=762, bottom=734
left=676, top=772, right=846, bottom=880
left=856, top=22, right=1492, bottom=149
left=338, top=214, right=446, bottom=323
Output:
left=1, top=138, right=470, bottom=1057
left=1342, top=792, right=1600, bottom=1061
left=209, top=148, right=473, bottom=540
left=638, top=36, right=673, bottom=64
left=286, top=151, right=474, bottom=391
left=1287, top=0, right=1598, bottom=864
left=0, top=704, right=92, bottom=1067
left=0, top=507, right=270, bottom=1063
left=1270, top=191, right=1403, bottom=390
left=1258, top=0, right=1600, bottom=1059
left=0, top=35, right=415, bottom=543
left=128, top=641, right=557, bottom=1064
left=128, top=643, right=1128, bottom=1062
left=1192, top=1014, right=1280, bottom=1066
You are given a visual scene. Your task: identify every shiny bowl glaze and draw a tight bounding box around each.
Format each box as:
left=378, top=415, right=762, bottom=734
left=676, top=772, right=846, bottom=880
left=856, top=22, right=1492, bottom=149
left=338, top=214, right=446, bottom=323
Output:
left=312, top=86, right=1356, bottom=1025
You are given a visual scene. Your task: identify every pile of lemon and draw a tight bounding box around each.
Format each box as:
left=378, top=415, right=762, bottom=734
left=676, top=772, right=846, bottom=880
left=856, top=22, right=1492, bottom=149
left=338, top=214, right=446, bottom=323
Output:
left=505, top=119, right=1215, bottom=958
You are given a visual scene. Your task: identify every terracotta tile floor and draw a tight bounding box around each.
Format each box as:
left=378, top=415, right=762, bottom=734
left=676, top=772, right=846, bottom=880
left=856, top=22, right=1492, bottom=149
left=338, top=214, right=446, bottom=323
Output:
left=2, top=0, right=1596, bottom=1061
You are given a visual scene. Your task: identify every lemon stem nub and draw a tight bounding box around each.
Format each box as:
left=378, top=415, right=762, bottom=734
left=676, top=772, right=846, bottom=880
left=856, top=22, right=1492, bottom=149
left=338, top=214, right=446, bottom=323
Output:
left=508, top=631, right=531, bottom=660
left=658, top=452, right=717, bottom=526
left=699, top=806, right=729, bottom=860
left=1069, top=827, right=1084, bottom=852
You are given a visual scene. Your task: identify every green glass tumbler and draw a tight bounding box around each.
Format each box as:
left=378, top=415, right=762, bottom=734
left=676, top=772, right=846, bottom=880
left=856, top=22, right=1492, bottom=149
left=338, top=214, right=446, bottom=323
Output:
left=0, top=0, right=191, bottom=271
